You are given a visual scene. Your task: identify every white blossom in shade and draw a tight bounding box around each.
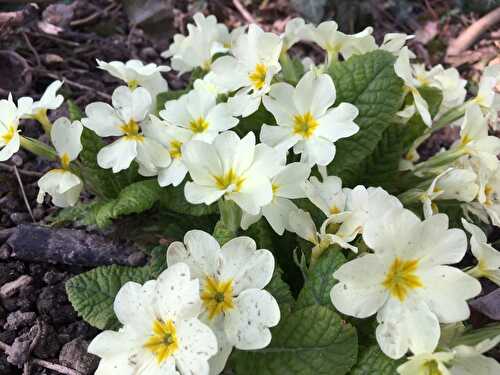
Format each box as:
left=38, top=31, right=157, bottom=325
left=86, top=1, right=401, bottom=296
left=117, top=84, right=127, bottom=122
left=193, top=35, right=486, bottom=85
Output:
left=96, top=59, right=170, bottom=98
left=454, top=104, right=500, bottom=172
left=302, top=174, right=347, bottom=217
left=37, top=117, right=83, bottom=207
left=182, top=131, right=280, bottom=215
left=88, top=263, right=218, bottom=375
left=260, top=71, right=359, bottom=167
left=162, top=13, right=229, bottom=74
left=462, top=219, right=500, bottom=285
left=159, top=86, right=238, bottom=143
left=82, top=86, right=171, bottom=173
left=394, top=47, right=432, bottom=126
left=210, top=24, right=283, bottom=117
left=331, top=208, right=482, bottom=359
left=420, top=168, right=479, bottom=219
left=25, top=80, right=64, bottom=118
left=433, top=67, right=467, bottom=113
left=140, top=115, right=192, bottom=187
left=288, top=208, right=358, bottom=256
left=280, top=17, right=309, bottom=53
left=0, top=96, right=22, bottom=161
left=241, top=162, right=311, bottom=235
left=473, top=64, right=500, bottom=127
left=301, top=20, right=374, bottom=61
left=166, top=230, right=280, bottom=375
left=397, top=336, right=500, bottom=375
left=473, top=165, right=500, bottom=227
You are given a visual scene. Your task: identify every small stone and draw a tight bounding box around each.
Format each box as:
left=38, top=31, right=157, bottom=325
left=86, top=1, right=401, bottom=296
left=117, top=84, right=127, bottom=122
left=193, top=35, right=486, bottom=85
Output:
left=4, top=311, right=36, bottom=330
left=43, top=270, right=66, bottom=285
left=140, top=46, right=159, bottom=60
left=9, top=212, right=31, bottom=225
left=33, top=322, right=61, bottom=359
left=59, top=338, right=99, bottom=375
left=0, top=275, right=33, bottom=299
left=43, top=53, right=64, bottom=65
left=10, top=154, right=23, bottom=167
left=0, top=244, right=11, bottom=259
left=32, top=207, right=45, bottom=221
left=0, top=228, right=15, bottom=242
left=5, top=332, right=32, bottom=367
left=127, top=251, right=147, bottom=266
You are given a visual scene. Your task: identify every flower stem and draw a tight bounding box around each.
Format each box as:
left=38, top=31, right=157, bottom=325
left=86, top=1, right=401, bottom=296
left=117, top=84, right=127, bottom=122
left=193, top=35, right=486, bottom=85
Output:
left=20, top=136, right=57, bottom=160
left=34, top=109, right=53, bottom=135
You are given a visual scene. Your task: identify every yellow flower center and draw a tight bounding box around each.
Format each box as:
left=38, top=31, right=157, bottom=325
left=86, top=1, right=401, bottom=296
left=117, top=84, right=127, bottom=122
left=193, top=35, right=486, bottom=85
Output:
left=249, top=63, right=268, bottom=90
left=60, top=152, right=71, bottom=169
left=293, top=112, right=319, bottom=139
left=461, top=134, right=471, bottom=145
left=416, top=75, right=431, bottom=86
left=144, top=319, right=179, bottom=364
left=120, top=120, right=144, bottom=141
left=201, top=277, right=235, bottom=319
left=422, top=360, right=443, bottom=375
left=1, top=124, right=16, bottom=144
left=484, top=184, right=496, bottom=207
left=169, top=140, right=183, bottom=159
left=202, top=59, right=212, bottom=71
left=330, top=205, right=340, bottom=214
left=189, top=117, right=209, bottom=134
left=128, top=80, right=139, bottom=90
left=272, top=183, right=279, bottom=195
left=214, top=169, right=245, bottom=192
left=382, top=257, right=423, bottom=301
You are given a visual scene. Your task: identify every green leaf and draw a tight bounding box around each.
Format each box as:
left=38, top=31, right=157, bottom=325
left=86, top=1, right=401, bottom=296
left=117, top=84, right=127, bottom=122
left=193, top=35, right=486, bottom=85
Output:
left=212, top=220, right=236, bottom=246
left=159, top=184, right=217, bottom=216
left=243, top=218, right=275, bottom=252
left=233, top=305, right=358, bottom=375
left=280, top=54, right=305, bottom=85
left=449, top=323, right=500, bottom=348
left=95, top=179, right=162, bottom=228
left=350, top=345, right=401, bottom=375
left=296, top=247, right=345, bottom=309
left=235, top=103, right=275, bottom=138
left=266, top=268, right=295, bottom=316
left=326, top=50, right=405, bottom=187
left=67, top=100, right=84, bottom=121
left=66, top=246, right=167, bottom=330
left=48, top=200, right=105, bottom=227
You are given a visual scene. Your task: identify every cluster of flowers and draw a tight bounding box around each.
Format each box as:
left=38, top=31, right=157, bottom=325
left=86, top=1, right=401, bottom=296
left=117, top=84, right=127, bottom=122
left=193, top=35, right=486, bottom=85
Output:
left=1, top=12, right=500, bottom=375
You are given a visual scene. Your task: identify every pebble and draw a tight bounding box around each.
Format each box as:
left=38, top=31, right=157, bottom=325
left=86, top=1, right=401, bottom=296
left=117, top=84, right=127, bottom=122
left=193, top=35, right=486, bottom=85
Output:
left=4, top=311, right=36, bottom=331
left=9, top=212, right=31, bottom=225
left=59, top=338, right=99, bottom=375
left=0, top=275, right=33, bottom=299
left=0, top=244, right=11, bottom=259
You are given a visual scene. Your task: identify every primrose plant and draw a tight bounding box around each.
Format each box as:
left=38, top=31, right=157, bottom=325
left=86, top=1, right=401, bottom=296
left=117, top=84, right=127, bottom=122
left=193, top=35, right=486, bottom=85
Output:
left=3, top=12, right=500, bottom=375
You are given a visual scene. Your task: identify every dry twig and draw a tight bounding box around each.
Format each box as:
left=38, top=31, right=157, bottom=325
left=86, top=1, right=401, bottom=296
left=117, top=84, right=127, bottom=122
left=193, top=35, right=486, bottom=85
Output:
left=232, top=0, right=256, bottom=24
left=12, top=165, right=35, bottom=222
left=447, top=7, right=500, bottom=56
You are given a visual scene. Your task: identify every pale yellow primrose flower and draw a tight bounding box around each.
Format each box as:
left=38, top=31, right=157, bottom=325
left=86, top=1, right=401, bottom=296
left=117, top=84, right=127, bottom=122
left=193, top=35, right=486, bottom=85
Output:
left=37, top=117, right=83, bottom=208
left=210, top=24, right=283, bottom=117
left=162, top=12, right=229, bottom=74
left=420, top=168, right=478, bottom=219
left=241, top=161, right=311, bottom=235
left=397, top=335, right=500, bottom=375
left=88, top=263, right=217, bottom=375
left=82, top=86, right=171, bottom=174
left=0, top=96, right=22, bottom=161
left=462, top=219, right=500, bottom=285
left=96, top=59, right=170, bottom=98
left=182, top=131, right=281, bottom=215
left=394, top=47, right=432, bottom=126
left=261, top=70, right=359, bottom=167
left=331, top=207, right=481, bottom=359
left=167, top=230, right=280, bottom=375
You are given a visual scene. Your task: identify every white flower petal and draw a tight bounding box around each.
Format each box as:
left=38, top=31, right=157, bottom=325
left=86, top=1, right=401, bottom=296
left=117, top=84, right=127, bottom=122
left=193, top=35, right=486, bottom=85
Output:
left=51, top=117, right=83, bottom=160
left=293, top=71, right=336, bottom=117
left=225, top=289, right=280, bottom=350
left=97, top=137, right=138, bottom=173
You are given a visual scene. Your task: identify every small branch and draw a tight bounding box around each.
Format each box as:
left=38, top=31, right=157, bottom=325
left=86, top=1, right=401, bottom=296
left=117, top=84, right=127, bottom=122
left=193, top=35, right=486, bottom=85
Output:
left=447, top=7, right=500, bottom=56
left=13, top=165, right=35, bottom=222
left=232, top=0, right=256, bottom=24
left=22, top=31, right=41, bottom=66
left=0, top=341, right=82, bottom=375
left=70, top=2, right=119, bottom=27
left=36, top=69, right=111, bottom=100
left=0, top=163, right=43, bottom=177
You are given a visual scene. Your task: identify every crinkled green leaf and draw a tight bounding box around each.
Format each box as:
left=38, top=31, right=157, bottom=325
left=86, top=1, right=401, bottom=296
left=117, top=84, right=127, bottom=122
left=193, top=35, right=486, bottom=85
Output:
left=66, top=246, right=167, bottom=330
left=67, top=99, right=84, bottom=121
left=48, top=200, right=105, bottom=227
left=266, top=268, right=294, bottom=316
left=233, top=305, right=358, bottom=375
left=159, top=184, right=217, bottom=216
left=350, top=345, right=401, bottom=375
left=95, top=179, right=162, bottom=228
left=327, top=50, right=405, bottom=187
left=296, top=247, right=345, bottom=309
